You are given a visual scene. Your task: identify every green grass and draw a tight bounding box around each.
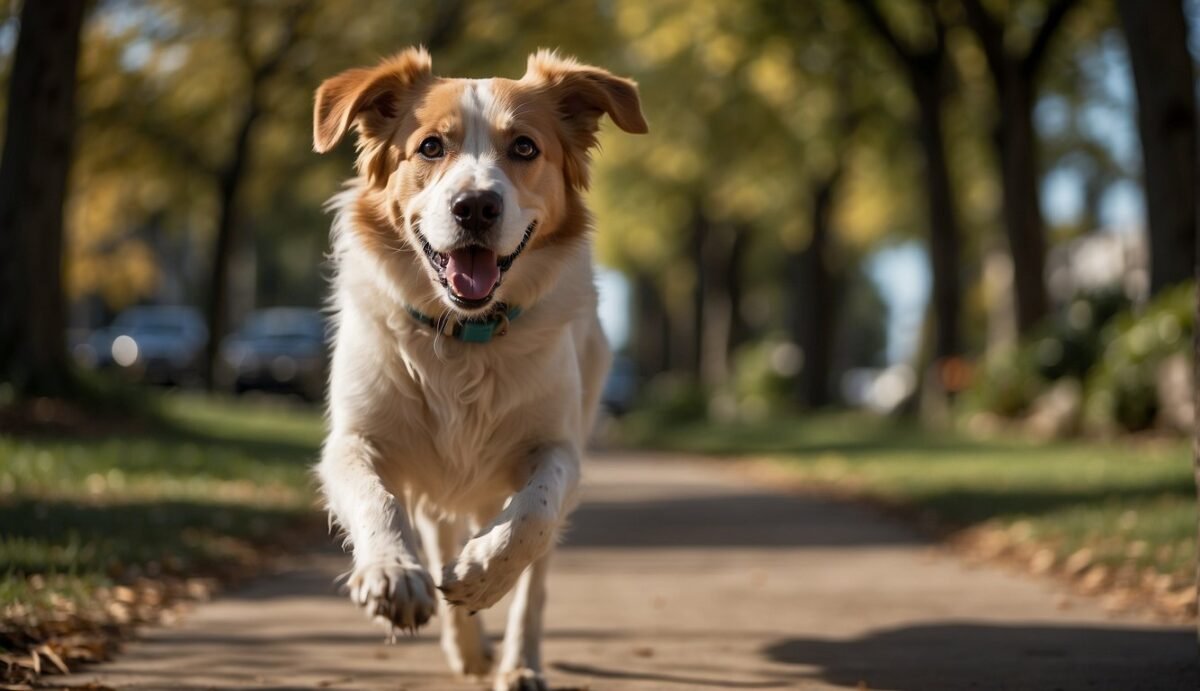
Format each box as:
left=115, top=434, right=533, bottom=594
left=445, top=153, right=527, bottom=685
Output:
left=620, top=412, right=1196, bottom=583
left=0, top=393, right=325, bottom=612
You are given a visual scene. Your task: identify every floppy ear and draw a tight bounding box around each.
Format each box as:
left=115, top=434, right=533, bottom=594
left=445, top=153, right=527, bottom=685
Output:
left=312, top=47, right=433, bottom=154
left=524, top=49, right=648, bottom=137
left=523, top=50, right=648, bottom=188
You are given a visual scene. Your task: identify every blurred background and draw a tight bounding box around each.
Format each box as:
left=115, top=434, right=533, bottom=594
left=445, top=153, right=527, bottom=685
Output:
left=1, top=0, right=1198, bottom=683
left=2, top=0, right=1197, bottom=429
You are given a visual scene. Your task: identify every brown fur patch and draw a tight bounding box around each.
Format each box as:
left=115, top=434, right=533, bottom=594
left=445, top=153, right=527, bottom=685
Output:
left=350, top=188, right=407, bottom=259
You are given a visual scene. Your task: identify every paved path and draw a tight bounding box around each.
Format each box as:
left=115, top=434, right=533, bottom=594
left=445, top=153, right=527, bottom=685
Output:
left=63, top=452, right=1196, bottom=690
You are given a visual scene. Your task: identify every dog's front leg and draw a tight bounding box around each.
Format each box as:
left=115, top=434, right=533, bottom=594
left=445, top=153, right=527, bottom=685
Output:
left=319, top=433, right=436, bottom=632
left=439, top=443, right=579, bottom=613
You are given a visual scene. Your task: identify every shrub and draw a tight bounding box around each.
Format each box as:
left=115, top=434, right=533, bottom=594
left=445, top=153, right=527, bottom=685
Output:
left=1032, top=287, right=1130, bottom=381
left=962, top=344, right=1045, bottom=418
left=962, top=288, right=1127, bottom=419
left=1084, top=282, right=1194, bottom=433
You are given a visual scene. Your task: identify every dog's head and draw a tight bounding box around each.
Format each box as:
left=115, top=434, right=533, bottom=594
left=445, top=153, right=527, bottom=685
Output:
left=314, top=48, right=647, bottom=315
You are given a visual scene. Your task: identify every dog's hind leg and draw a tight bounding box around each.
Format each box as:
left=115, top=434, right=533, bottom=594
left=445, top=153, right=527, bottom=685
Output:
left=494, top=555, right=550, bottom=691
left=318, top=434, right=436, bottom=633
left=416, top=510, right=493, bottom=677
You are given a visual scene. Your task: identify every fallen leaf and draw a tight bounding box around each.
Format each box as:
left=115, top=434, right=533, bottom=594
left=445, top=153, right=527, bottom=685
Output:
left=35, top=646, right=68, bottom=675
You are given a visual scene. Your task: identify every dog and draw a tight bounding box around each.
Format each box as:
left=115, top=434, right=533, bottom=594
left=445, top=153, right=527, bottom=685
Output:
left=311, top=47, right=646, bottom=691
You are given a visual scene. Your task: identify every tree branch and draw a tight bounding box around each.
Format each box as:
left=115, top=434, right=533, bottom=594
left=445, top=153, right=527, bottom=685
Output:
left=926, top=0, right=947, bottom=58
left=1024, top=0, right=1079, bottom=76
left=250, top=0, right=313, bottom=84
left=232, top=1, right=255, bottom=70
left=961, top=0, right=1007, bottom=81
left=231, top=0, right=313, bottom=85
left=849, top=0, right=915, bottom=66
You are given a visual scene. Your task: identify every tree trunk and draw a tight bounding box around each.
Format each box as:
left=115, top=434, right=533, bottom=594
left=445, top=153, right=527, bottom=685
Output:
left=913, top=73, right=963, bottom=362
left=699, top=224, right=745, bottom=388
left=687, top=208, right=708, bottom=381
left=996, top=72, right=1050, bottom=332
left=632, top=271, right=670, bottom=381
left=1194, top=169, right=1200, bottom=642
left=1116, top=0, right=1197, bottom=294
left=960, top=0, right=1076, bottom=335
left=726, top=228, right=750, bottom=354
left=1194, top=151, right=1200, bottom=647
left=850, top=0, right=964, bottom=376
left=203, top=99, right=262, bottom=388
left=0, top=0, right=87, bottom=398
left=792, top=174, right=842, bottom=408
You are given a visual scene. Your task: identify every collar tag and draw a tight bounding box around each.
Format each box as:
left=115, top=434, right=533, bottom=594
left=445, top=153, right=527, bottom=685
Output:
left=405, top=304, right=523, bottom=344
left=459, top=320, right=498, bottom=343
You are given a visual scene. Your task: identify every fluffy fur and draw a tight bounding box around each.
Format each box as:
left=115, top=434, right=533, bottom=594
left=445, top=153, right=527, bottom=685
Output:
left=312, top=48, right=646, bottom=691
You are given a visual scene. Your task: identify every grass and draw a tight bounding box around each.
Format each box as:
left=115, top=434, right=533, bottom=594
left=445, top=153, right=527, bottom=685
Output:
left=0, top=393, right=325, bottom=615
left=619, top=411, right=1196, bottom=589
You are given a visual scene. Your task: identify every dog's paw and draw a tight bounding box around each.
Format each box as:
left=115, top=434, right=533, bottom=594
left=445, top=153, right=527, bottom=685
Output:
left=494, top=668, right=547, bottom=691
left=348, top=560, right=436, bottom=633
left=439, top=515, right=554, bottom=611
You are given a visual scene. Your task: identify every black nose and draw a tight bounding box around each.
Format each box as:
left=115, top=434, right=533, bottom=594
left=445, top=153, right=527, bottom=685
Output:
left=451, top=190, right=503, bottom=234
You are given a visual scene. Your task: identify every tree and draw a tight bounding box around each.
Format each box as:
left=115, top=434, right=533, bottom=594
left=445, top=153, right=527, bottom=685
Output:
left=0, top=0, right=88, bottom=398
left=850, top=0, right=964, bottom=366
left=1115, top=0, right=1196, bottom=295
left=1115, top=0, right=1200, bottom=641
left=1195, top=167, right=1200, bottom=641
left=779, top=9, right=866, bottom=407
left=791, top=164, right=846, bottom=407
left=593, top=1, right=773, bottom=385
left=961, top=0, right=1078, bottom=335
left=191, top=0, right=315, bottom=388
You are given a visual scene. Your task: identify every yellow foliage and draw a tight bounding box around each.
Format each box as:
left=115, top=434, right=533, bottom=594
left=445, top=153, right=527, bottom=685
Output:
left=66, top=177, right=160, bottom=308
left=834, top=148, right=910, bottom=251
left=747, top=43, right=798, bottom=109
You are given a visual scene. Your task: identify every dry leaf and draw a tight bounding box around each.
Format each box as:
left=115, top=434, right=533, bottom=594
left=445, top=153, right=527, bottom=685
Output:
left=35, top=646, right=68, bottom=675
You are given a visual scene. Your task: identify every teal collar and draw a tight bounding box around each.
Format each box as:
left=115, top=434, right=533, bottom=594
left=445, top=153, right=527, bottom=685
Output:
left=405, top=303, right=524, bottom=343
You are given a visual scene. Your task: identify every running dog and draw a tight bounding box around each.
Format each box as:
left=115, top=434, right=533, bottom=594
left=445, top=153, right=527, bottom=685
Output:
left=312, top=47, right=646, bottom=690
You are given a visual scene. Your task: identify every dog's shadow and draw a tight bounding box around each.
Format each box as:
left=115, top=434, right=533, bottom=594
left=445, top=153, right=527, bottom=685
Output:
left=763, top=622, right=1198, bottom=690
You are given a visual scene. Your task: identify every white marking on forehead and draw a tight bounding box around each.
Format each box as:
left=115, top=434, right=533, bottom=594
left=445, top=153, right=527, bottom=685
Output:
left=461, top=81, right=492, bottom=157
left=459, top=80, right=514, bottom=157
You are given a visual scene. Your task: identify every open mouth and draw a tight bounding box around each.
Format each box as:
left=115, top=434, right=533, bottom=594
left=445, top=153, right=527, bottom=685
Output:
left=416, top=220, right=538, bottom=309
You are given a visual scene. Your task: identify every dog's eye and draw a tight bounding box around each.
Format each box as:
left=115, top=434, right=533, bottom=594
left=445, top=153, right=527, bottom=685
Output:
left=510, top=136, right=539, bottom=161
left=419, top=137, right=445, bottom=159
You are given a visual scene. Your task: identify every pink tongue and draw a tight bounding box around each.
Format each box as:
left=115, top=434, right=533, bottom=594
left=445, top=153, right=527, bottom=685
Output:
left=446, top=247, right=500, bottom=300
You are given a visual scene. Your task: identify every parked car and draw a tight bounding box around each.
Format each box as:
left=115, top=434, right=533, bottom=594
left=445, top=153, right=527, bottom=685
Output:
left=76, top=306, right=208, bottom=386
left=219, top=308, right=328, bottom=401
left=601, top=355, right=638, bottom=416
